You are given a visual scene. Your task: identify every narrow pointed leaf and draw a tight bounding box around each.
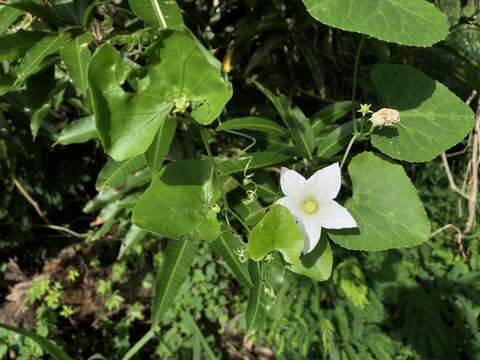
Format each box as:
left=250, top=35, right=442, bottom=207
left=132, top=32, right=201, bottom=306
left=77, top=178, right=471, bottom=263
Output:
left=247, top=205, right=304, bottom=264
left=215, top=151, right=291, bottom=176
left=96, top=155, right=148, bottom=191
left=0, top=322, right=72, bottom=360
left=15, top=31, right=70, bottom=86
left=217, top=116, right=288, bottom=136
left=129, top=0, right=184, bottom=30
left=184, top=313, right=218, bottom=360
left=145, top=116, right=176, bottom=173
left=255, top=82, right=315, bottom=159
left=211, top=229, right=252, bottom=288
left=311, top=100, right=356, bottom=134
left=152, top=238, right=197, bottom=324
left=302, top=0, right=449, bottom=47
left=245, top=262, right=267, bottom=335
left=329, top=152, right=431, bottom=251
left=0, top=6, right=22, bottom=34
left=55, top=116, right=98, bottom=145
left=60, top=32, right=93, bottom=96
left=0, top=31, right=47, bottom=61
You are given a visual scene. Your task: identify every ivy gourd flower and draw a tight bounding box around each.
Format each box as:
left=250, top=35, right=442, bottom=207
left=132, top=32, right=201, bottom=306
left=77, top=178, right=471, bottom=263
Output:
left=277, top=163, right=357, bottom=254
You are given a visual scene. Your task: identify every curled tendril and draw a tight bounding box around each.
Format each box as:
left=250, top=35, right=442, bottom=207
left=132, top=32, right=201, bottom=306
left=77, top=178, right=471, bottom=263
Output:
left=235, top=248, right=249, bottom=263
left=264, top=285, right=277, bottom=300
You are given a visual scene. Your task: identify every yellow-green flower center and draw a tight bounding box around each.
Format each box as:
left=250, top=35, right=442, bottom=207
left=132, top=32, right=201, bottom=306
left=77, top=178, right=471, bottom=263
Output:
left=303, top=199, right=318, bottom=214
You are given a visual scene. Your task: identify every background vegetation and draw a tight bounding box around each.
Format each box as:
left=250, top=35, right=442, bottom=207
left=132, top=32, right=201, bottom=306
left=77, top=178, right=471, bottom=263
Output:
left=0, top=0, right=479, bottom=359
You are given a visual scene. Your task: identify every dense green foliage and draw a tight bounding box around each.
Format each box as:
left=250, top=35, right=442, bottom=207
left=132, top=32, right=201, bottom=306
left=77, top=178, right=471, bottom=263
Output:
left=0, top=0, right=479, bottom=359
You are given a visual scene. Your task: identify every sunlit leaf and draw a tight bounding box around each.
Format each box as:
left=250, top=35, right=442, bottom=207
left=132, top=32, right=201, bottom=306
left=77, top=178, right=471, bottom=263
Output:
left=89, top=30, right=232, bottom=161
left=55, top=116, right=98, bottom=145
left=129, top=0, right=184, bottom=30
left=60, top=32, right=93, bottom=96
left=303, top=0, right=449, bottom=47
left=247, top=205, right=304, bottom=264
left=329, top=152, right=431, bottom=251
left=96, top=155, right=148, bottom=191
left=370, top=64, right=475, bottom=162
left=133, top=159, right=221, bottom=241
left=15, top=31, right=70, bottom=86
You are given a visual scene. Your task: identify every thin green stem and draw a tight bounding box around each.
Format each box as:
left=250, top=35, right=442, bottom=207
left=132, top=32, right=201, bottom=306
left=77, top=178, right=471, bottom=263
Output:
left=340, top=134, right=357, bottom=171
left=200, top=128, right=232, bottom=227
left=351, top=35, right=365, bottom=135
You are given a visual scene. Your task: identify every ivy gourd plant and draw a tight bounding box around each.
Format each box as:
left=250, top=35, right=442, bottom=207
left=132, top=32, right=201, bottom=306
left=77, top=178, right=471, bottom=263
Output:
left=0, top=0, right=475, bottom=358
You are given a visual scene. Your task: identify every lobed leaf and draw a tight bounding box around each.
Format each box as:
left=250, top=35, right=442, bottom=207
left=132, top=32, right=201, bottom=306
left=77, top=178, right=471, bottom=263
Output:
left=247, top=205, right=304, bottom=264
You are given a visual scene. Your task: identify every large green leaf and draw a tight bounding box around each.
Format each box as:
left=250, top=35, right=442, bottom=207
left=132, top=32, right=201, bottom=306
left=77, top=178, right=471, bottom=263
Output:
left=55, top=116, right=98, bottom=145
left=370, top=64, right=474, bottom=162
left=15, top=31, right=70, bottom=86
left=133, top=159, right=221, bottom=242
left=255, top=82, right=315, bottom=159
left=129, top=0, right=184, bottom=30
left=145, top=116, right=176, bottom=173
left=0, top=31, right=47, bottom=61
left=247, top=205, right=304, bottom=264
left=329, top=152, right=431, bottom=251
left=302, top=0, right=449, bottom=47
left=211, top=228, right=252, bottom=288
left=0, top=322, right=72, bottom=360
left=89, top=30, right=232, bottom=161
left=289, top=233, right=332, bottom=281
left=217, top=116, right=288, bottom=136
left=60, top=32, right=92, bottom=96
left=152, top=238, right=197, bottom=324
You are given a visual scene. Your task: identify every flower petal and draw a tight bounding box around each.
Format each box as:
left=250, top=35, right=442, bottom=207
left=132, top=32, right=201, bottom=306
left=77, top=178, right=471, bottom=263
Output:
left=298, top=216, right=322, bottom=254
left=307, top=162, right=341, bottom=200
left=280, top=167, right=307, bottom=197
left=316, top=200, right=357, bottom=229
left=276, top=196, right=302, bottom=218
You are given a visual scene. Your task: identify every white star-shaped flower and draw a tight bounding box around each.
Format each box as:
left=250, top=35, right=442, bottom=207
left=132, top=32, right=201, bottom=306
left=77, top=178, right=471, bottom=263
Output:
left=277, top=163, right=357, bottom=254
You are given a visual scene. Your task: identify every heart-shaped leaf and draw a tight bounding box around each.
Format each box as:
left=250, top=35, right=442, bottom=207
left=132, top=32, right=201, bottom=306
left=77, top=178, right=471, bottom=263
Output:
left=329, top=152, right=431, bottom=251
left=370, top=64, right=474, bottom=162
left=89, top=30, right=232, bottom=161
left=302, top=0, right=449, bottom=47
left=132, top=159, right=221, bottom=241
left=289, top=232, right=332, bottom=281
left=247, top=205, right=304, bottom=264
